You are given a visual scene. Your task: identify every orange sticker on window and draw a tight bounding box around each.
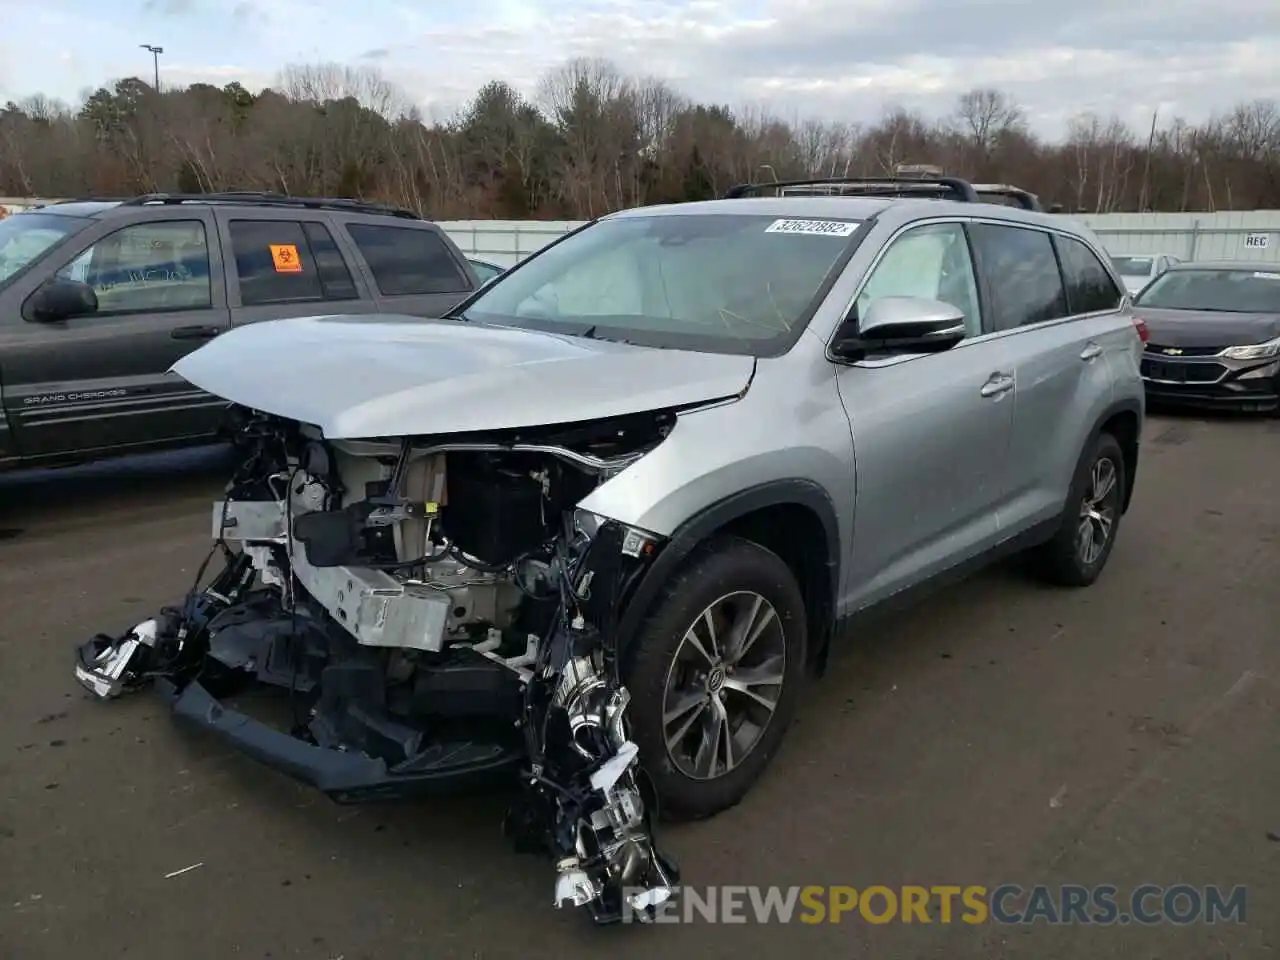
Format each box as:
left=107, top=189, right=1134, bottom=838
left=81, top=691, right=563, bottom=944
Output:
left=269, top=244, right=302, bottom=273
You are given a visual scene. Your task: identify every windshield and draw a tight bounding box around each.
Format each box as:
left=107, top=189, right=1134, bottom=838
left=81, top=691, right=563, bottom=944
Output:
left=1111, top=256, right=1155, bottom=277
left=0, top=213, right=87, bottom=290
left=460, top=213, right=861, bottom=354
left=1134, top=268, right=1280, bottom=313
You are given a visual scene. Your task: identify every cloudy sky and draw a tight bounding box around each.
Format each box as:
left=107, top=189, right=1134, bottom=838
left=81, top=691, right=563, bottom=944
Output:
left=1, top=0, right=1278, bottom=138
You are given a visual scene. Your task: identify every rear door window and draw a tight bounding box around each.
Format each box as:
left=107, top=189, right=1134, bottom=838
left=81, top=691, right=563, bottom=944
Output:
left=345, top=223, right=471, bottom=296
left=1054, top=235, right=1123, bottom=315
left=968, top=223, right=1069, bottom=331
left=229, top=219, right=358, bottom=306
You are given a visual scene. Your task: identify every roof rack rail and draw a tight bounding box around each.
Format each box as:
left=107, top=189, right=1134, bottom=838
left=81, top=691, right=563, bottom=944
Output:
left=723, top=175, right=1045, bottom=211
left=723, top=176, right=981, bottom=203
left=969, top=184, right=1043, bottom=212
left=42, top=196, right=136, bottom=205
left=117, top=192, right=423, bottom=220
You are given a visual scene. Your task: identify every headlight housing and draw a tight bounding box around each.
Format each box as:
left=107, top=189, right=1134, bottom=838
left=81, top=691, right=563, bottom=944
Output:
left=1222, top=336, right=1280, bottom=361
left=573, top=508, right=661, bottom=557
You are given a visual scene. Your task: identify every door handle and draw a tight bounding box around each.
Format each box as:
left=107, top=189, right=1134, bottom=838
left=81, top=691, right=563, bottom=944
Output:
left=980, top=373, right=1015, bottom=398
left=1080, top=342, right=1103, bottom=361
left=170, top=325, right=223, bottom=341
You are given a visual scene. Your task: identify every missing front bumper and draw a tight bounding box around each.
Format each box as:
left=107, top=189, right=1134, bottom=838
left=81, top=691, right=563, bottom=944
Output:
left=74, top=490, right=680, bottom=924
left=160, top=677, right=522, bottom=802
left=74, top=601, right=525, bottom=803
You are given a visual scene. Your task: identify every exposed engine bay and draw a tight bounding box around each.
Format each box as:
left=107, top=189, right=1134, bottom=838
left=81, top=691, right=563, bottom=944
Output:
left=75, top=407, right=680, bottom=924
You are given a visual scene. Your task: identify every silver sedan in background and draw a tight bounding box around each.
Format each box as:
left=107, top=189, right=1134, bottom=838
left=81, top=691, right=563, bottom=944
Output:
left=1111, top=252, right=1182, bottom=294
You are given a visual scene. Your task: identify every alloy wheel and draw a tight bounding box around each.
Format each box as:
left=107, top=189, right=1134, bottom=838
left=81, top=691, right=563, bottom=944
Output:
left=1077, top=455, right=1119, bottom=566
left=661, top=591, right=787, bottom=781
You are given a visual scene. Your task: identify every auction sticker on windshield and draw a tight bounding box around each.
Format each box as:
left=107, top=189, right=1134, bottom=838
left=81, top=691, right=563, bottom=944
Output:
left=765, top=219, right=859, bottom=237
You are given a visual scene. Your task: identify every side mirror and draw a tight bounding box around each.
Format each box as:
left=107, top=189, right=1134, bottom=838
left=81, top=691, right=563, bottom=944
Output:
left=26, top=278, right=98, bottom=323
left=831, top=296, right=967, bottom=361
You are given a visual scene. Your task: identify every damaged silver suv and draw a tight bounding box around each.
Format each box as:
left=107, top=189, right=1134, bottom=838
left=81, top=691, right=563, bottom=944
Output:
left=76, top=176, right=1146, bottom=924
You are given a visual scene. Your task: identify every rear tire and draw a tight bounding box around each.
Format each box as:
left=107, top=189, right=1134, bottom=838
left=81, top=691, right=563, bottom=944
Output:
left=1030, top=432, right=1126, bottom=587
left=624, top=536, right=808, bottom=822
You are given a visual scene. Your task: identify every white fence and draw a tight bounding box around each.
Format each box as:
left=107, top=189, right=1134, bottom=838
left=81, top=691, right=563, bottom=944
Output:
left=6, top=198, right=1279, bottom=265
left=440, top=213, right=1280, bottom=267
left=439, top=220, right=578, bottom=267
left=1076, top=211, right=1280, bottom=263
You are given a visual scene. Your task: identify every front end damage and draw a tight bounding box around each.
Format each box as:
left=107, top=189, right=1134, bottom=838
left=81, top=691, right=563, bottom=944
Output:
left=75, top=408, right=680, bottom=923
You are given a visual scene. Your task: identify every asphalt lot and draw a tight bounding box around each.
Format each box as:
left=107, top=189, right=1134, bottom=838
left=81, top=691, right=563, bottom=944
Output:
left=2, top=414, right=1278, bottom=960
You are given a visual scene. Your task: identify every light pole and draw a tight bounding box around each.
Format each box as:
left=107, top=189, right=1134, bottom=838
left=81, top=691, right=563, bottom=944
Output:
left=140, top=44, right=164, bottom=91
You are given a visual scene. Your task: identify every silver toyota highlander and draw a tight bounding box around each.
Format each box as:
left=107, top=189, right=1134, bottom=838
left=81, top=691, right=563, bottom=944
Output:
left=76, top=176, right=1146, bottom=924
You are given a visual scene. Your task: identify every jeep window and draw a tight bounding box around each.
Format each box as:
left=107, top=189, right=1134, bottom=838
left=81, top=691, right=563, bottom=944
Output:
left=856, top=222, right=982, bottom=336
left=346, top=223, right=471, bottom=296
left=302, top=222, right=358, bottom=300
left=0, top=212, right=89, bottom=291
left=56, top=220, right=211, bottom=314
left=461, top=214, right=860, bottom=355
left=969, top=223, right=1069, bottom=330
left=1055, top=235, right=1123, bottom=315
left=1134, top=268, right=1280, bottom=313
left=230, top=220, right=342, bottom=306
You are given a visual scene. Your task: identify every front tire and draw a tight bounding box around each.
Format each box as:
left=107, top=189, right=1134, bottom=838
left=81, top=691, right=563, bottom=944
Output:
left=1031, top=431, right=1127, bottom=587
left=624, top=536, right=808, bottom=821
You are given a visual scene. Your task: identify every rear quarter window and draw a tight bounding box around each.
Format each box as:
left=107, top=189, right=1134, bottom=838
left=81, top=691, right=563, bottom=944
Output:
left=1055, top=235, right=1123, bottom=314
left=345, top=223, right=471, bottom=296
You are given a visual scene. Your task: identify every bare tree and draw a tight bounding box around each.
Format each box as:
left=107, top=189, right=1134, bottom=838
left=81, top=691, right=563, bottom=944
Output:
left=1225, top=99, right=1279, bottom=159
left=0, top=62, right=1276, bottom=217
left=951, top=88, right=1026, bottom=159
left=278, top=63, right=408, bottom=118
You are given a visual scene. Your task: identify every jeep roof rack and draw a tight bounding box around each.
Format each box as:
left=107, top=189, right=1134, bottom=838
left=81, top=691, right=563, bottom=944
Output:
left=722, top=175, right=1043, bottom=211
left=42, top=196, right=136, bottom=205
left=115, top=191, right=423, bottom=220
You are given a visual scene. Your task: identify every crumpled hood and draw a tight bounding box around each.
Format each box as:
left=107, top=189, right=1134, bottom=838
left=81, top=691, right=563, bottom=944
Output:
left=172, top=314, right=755, bottom=439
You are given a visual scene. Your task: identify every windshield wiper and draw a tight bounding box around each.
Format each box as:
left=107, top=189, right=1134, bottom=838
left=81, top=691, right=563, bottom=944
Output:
left=577, top=325, right=642, bottom=346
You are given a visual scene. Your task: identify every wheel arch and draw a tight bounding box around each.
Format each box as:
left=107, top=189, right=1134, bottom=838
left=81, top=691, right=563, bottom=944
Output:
left=1090, top=397, right=1142, bottom=513
left=614, top=479, right=841, bottom=676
